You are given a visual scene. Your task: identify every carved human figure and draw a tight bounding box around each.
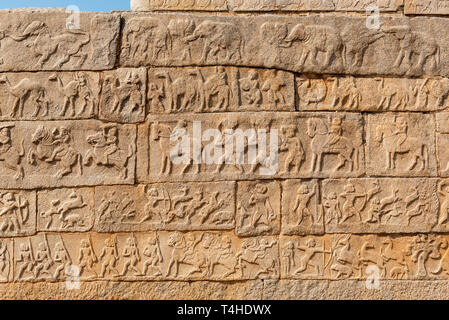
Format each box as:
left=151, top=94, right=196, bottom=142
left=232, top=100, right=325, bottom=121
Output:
left=328, top=235, right=362, bottom=279
left=0, top=124, right=24, bottom=180
left=262, top=70, right=286, bottom=108
left=34, top=242, right=53, bottom=279
left=40, top=190, right=87, bottom=229
left=148, top=82, right=165, bottom=113
left=438, top=180, right=449, bottom=225
left=0, top=192, right=29, bottom=233
left=142, top=234, right=163, bottom=277
left=121, top=236, right=142, bottom=276
left=141, top=187, right=168, bottom=223
left=151, top=121, right=176, bottom=175
left=78, top=238, right=97, bottom=277
left=16, top=242, right=36, bottom=280
left=239, top=70, right=262, bottom=108
left=0, top=241, right=9, bottom=281
left=99, top=238, right=119, bottom=278
left=53, top=240, right=71, bottom=280
left=279, top=125, right=304, bottom=174
left=282, top=241, right=295, bottom=276
left=295, top=239, right=329, bottom=276
left=247, top=184, right=275, bottom=231
left=104, top=71, right=143, bottom=116
left=291, top=184, right=316, bottom=226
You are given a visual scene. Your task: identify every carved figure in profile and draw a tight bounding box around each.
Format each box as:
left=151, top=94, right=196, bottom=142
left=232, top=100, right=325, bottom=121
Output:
left=0, top=124, right=24, bottom=180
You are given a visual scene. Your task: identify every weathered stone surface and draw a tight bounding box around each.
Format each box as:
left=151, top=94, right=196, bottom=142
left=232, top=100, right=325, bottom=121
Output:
left=100, top=68, right=147, bottom=123
left=405, top=0, right=449, bottom=14
left=131, top=0, right=228, bottom=11
left=148, top=67, right=295, bottom=113
left=0, top=9, right=119, bottom=71
left=279, top=234, right=449, bottom=280
left=37, top=188, right=94, bottom=232
left=0, top=72, right=99, bottom=120
left=263, top=280, right=449, bottom=300
left=13, top=232, right=279, bottom=281
left=322, top=178, right=440, bottom=233
left=281, top=179, right=323, bottom=235
left=94, top=182, right=235, bottom=232
left=367, top=113, right=437, bottom=177
left=121, top=13, right=449, bottom=77
left=436, top=112, right=449, bottom=177
left=0, top=120, right=136, bottom=189
left=297, top=76, right=449, bottom=112
left=140, top=112, right=364, bottom=182
left=236, top=180, right=280, bottom=236
left=0, top=191, right=36, bottom=237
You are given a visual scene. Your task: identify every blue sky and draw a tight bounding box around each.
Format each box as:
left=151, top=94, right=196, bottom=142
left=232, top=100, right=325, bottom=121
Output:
left=0, top=0, right=130, bottom=12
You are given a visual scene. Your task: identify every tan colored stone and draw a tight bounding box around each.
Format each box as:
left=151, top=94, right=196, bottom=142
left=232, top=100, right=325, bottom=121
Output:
left=100, top=68, right=147, bottom=123
left=322, top=178, right=439, bottom=233
left=0, top=72, right=99, bottom=120
left=281, top=179, right=323, bottom=235
left=236, top=180, right=280, bottom=236
left=131, top=0, right=228, bottom=11
left=0, top=9, right=119, bottom=71
left=95, top=182, right=235, bottom=232
left=0, top=191, right=36, bottom=237
left=436, top=112, right=449, bottom=177
left=367, top=113, right=437, bottom=177
left=405, top=0, right=449, bottom=14
left=0, top=120, right=136, bottom=189
left=297, top=76, right=449, bottom=112
left=148, top=67, right=295, bottom=113
left=13, top=232, right=279, bottom=281
left=37, top=188, right=94, bottom=232
left=229, top=0, right=403, bottom=11
left=140, top=112, right=364, bottom=182
left=121, top=13, right=449, bottom=77
left=279, top=234, right=449, bottom=281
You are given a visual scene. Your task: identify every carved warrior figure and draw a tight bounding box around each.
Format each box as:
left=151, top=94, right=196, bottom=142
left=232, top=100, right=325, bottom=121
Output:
left=307, top=116, right=359, bottom=173
left=0, top=76, right=51, bottom=118
left=2, top=21, right=90, bottom=68
left=0, top=124, right=24, bottom=180
left=237, top=238, right=278, bottom=278
left=78, top=236, right=97, bottom=278
left=28, top=126, right=82, bottom=179
left=293, top=238, right=329, bottom=276
left=0, top=192, right=29, bottom=234
left=290, top=184, right=317, bottom=226
left=375, top=116, right=428, bottom=172
left=53, top=237, right=72, bottom=280
left=40, top=190, right=87, bottom=229
left=49, top=73, right=95, bottom=117
left=279, top=125, right=304, bottom=174
left=84, top=124, right=133, bottom=179
left=103, top=71, right=143, bottom=116
left=0, top=241, right=9, bottom=281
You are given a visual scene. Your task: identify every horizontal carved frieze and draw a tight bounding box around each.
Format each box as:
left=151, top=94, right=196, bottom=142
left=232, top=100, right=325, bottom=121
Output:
left=120, top=13, right=449, bottom=77
left=405, top=0, right=449, bottom=14
left=0, top=120, right=136, bottom=189
left=94, top=182, right=235, bottom=232
left=138, top=112, right=365, bottom=182
left=0, top=10, right=119, bottom=71
left=11, top=232, right=279, bottom=282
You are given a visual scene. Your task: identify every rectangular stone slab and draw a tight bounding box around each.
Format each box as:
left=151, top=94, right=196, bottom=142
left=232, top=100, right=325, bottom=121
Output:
left=229, top=0, right=403, bottom=11
left=0, top=120, right=136, bottom=189
left=405, top=0, right=449, bottom=14
left=100, top=68, right=147, bottom=124
left=131, top=0, right=228, bottom=11
left=12, top=232, right=279, bottom=281
left=0, top=9, right=119, bottom=71
left=322, top=178, right=440, bottom=233
left=0, top=72, right=100, bottom=120
left=139, top=112, right=365, bottom=182
left=280, top=234, right=449, bottom=280
left=37, top=188, right=94, bottom=232
left=236, top=180, right=280, bottom=236
left=366, top=113, right=437, bottom=177
left=296, top=76, right=449, bottom=112
left=148, top=67, right=295, bottom=113
left=281, top=179, right=323, bottom=236
left=0, top=191, right=36, bottom=237
left=94, top=182, right=235, bottom=232
left=120, top=13, right=449, bottom=77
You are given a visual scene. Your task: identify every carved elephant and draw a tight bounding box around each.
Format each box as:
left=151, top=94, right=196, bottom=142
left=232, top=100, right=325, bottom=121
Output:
left=285, top=23, right=344, bottom=70
left=186, top=20, right=244, bottom=63
left=124, top=17, right=171, bottom=62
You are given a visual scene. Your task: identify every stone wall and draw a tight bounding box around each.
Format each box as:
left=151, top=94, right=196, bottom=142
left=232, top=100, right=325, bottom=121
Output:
left=0, top=2, right=448, bottom=299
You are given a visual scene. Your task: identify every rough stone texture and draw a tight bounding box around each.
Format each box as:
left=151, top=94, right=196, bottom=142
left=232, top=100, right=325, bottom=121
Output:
left=0, top=9, right=119, bottom=71
left=1, top=3, right=449, bottom=300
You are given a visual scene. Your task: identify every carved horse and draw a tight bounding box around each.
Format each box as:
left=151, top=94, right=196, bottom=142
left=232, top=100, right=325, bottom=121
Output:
left=27, top=126, right=82, bottom=179
left=307, top=118, right=358, bottom=173
left=375, top=124, right=428, bottom=171
left=84, top=132, right=134, bottom=180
